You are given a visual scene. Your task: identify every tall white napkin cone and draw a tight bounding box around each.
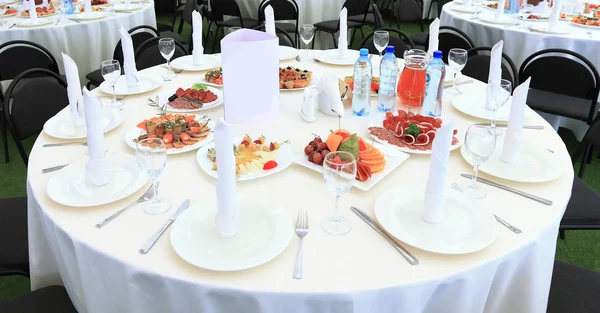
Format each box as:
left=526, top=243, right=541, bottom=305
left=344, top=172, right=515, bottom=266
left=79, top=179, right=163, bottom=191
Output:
left=192, top=10, right=204, bottom=65
left=338, top=8, right=348, bottom=59
left=84, top=0, right=92, bottom=15
left=427, top=18, right=439, bottom=55
left=485, top=40, right=503, bottom=110
left=221, top=29, right=279, bottom=124
left=214, top=118, right=238, bottom=238
left=423, top=121, right=454, bottom=224
left=495, top=0, right=506, bottom=20
left=265, top=5, right=276, bottom=36
left=29, top=0, right=37, bottom=24
left=119, top=27, right=138, bottom=87
left=42, top=0, right=48, bottom=8
left=82, top=87, right=110, bottom=187
left=501, top=77, right=531, bottom=163
left=62, top=53, right=85, bottom=127
left=317, top=73, right=344, bottom=117
left=124, top=0, right=131, bottom=8
left=548, top=0, right=562, bottom=30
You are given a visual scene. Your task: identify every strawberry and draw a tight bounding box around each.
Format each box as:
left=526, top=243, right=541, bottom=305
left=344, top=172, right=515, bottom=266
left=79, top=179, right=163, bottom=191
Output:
left=371, top=81, right=379, bottom=92
left=263, top=160, right=278, bottom=170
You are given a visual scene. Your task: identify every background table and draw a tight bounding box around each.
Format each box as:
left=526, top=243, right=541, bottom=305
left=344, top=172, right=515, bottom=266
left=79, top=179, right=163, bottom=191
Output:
left=28, top=51, right=572, bottom=313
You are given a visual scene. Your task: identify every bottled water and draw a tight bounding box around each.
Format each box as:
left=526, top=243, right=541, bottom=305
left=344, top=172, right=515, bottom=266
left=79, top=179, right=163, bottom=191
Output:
left=421, top=51, right=446, bottom=118
left=352, top=48, right=372, bottom=116
left=377, top=46, right=399, bottom=112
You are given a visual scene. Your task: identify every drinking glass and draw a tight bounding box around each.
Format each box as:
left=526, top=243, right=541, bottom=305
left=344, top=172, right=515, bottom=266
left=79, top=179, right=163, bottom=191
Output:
left=448, top=48, right=468, bottom=94
left=321, top=151, right=356, bottom=235
left=100, top=59, right=123, bottom=110
left=487, top=79, right=512, bottom=132
left=105, top=3, right=115, bottom=16
left=461, top=124, right=497, bottom=199
left=159, top=37, right=176, bottom=81
left=0, top=5, right=6, bottom=27
left=299, top=24, right=315, bottom=62
left=136, top=138, right=171, bottom=215
left=373, top=30, right=389, bottom=75
left=227, top=26, right=241, bottom=34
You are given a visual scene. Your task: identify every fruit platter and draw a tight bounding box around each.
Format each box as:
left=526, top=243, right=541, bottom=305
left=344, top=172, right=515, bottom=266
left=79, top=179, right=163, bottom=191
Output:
left=155, top=83, right=223, bottom=113
left=125, top=113, right=214, bottom=155
left=294, top=129, right=409, bottom=191
left=279, top=66, right=313, bottom=90
left=78, top=6, right=105, bottom=12
left=197, top=134, right=294, bottom=181
left=571, top=15, right=600, bottom=27
left=20, top=6, right=56, bottom=16
left=340, top=76, right=380, bottom=97
left=5, top=6, right=18, bottom=16
left=368, top=110, right=461, bottom=155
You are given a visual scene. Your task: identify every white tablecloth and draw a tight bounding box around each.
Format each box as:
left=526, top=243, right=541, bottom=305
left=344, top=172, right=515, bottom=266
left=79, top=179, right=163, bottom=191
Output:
left=440, top=3, right=600, bottom=139
left=0, top=3, right=156, bottom=78
left=28, top=51, right=573, bottom=313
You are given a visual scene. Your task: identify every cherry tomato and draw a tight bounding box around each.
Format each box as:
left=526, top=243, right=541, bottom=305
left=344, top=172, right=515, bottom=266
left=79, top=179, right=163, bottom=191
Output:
left=162, top=133, right=173, bottom=144
left=263, top=160, right=278, bottom=170
left=180, top=133, right=192, bottom=141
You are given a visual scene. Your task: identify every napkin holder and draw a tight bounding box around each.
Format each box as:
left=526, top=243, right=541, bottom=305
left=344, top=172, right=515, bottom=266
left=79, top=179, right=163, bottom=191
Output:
left=318, top=91, right=341, bottom=116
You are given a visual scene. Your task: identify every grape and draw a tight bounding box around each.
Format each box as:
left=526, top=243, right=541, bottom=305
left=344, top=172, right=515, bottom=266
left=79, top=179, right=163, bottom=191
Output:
left=304, top=145, right=314, bottom=155
left=321, top=149, right=330, bottom=156
left=314, top=136, right=323, bottom=143
left=309, top=140, right=317, bottom=148
left=312, top=152, right=324, bottom=165
left=317, top=142, right=328, bottom=151
left=308, top=151, right=316, bottom=162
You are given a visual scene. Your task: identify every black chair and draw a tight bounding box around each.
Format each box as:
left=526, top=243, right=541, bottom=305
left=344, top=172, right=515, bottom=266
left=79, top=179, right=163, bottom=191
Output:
left=176, top=0, right=200, bottom=52
left=312, top=0, right=371, bottom=49
left=425, top=26, right=474, bottom=63
left=3, top=69, right=68, bottom=167
left=252, top=24, right=296, bottom=48
left=359, top=27, right=415, bottom=58
left=462, top=46, right=518, bottom=87
left=208, top=0, right=260, bottom=52
left=425, top=0, right=452, bottom=19
left=258, top=0, right=299, bottom=45
left=134, top=36, right=189, bottom=70
left=348, top=2, right=378, bottom=31
left=518, top=49, right=600, bottom=126
left=547, top=260, right=600, bottom=313
left=154, top=0, right=184, bottom=32
left=394, top=0, right=426, bottom=46
left=371, top=3, right=385, bottom=29
left=0, top=285, right=78, bottom=313
left=0, top=196, right=28, bottom=277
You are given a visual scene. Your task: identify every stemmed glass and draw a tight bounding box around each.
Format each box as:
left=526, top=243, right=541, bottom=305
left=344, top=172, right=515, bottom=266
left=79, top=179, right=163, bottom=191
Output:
left=461, top=124, right=497, bottom=199
left=228, top=26, right=241, bottom=34
left=100, top=59, right=123, bottom=110
left=373, top=30, right=389, bottom=76
left=448, top=48, right=468, bottom=94
left=487, top=79, right=512, bottom=132
left=158, top=38, right=176, bottom=81
left=136, top=138, right=171, bottom=215
left=299, top=24, right=315, bottom=62
left=0, top=5, right=6, bottom=28
left=321, top=151, right=356, bottom=235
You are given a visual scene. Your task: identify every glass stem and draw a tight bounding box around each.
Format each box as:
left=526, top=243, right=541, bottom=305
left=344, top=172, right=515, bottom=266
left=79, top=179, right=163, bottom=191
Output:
left=167, top=59, right=171, bottom=75
left=491, top=109, right=497, bottom=128
left=151, top=178, right=159, bottom=204
left=333, top=195, right=340, bottom=221
left=472, top=165, right=480, bottom=189
left=111, top=85, right=117, bottom=103
left=453, top=72, right=458, bottom=92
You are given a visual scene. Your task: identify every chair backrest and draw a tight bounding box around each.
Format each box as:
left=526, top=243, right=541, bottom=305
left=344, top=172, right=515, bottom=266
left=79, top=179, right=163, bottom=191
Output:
left=372, top=3, right=385, bottom=29
left=573, top=114, right=600, bottom=177
left=154, top=0, right=178, bottom=14
left=359, top=28, right=415, bottom=58
left=0, top=40, right=59, bottom=81
left=182, top=0, right=199, bottom=25
left=251, top=25, right=296, bottom=48
left=344, top=0, right=371, bottom=23
left=438, top=0, right=453, bottom=17
left=211, top=0, right=242, bottom=21
left=462, top=46, right=518, bottom=87
left=394, top=0, right=424, bottom=31
left=3, top=69, right=68, bottom=140
left=425, top=26, right=474, bottom=63
left=134, top=36, right=189, bottom=70
left=258, top=0, right=299, bottom=22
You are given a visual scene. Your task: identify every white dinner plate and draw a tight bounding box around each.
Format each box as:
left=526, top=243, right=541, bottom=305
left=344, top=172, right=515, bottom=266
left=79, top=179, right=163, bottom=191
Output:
left=170, top=55, right=221, bottom=72
left=367, top=114, right=463, bottom=155
left=170, top=205, right=293, bottom=271
left=569, top=21, right=600, bottom=30
left=517, top=15, right=549, bottom=22
left=451, top=91, right=533, bottom=122
left=99, top=75, right=163, bottom=96
left=279, top=45, right=299, bottom=61
left=124, top=117, right=214, bottom=155
left=195, top=77, right=223, bottom=88
left=477, top=13, right=518, bottom=25
left=196, top=135, right=293, bottom=181
left=316, top=49, right=361, bottom=66
left=156, top=87, right=223, bottom=113
left=16, top=11, right=58, bottom=18
left=46, top=155, right=148, bottom=207
left=113, top=4, right=142, bottom=12
left=14, top=18, right=55, bottom=27
left=69, top=11, right=107, bottom=20
left=460, top=141, right=564, bottom=183
left=44, top=108, right=122, bottom=139
left=449, top=3, right=481, bottom=13
left=528, top=24, right=570, bottom=34
left=294, top=144, right=410, bottom=191
left=374, top=184, right=496, bottom=255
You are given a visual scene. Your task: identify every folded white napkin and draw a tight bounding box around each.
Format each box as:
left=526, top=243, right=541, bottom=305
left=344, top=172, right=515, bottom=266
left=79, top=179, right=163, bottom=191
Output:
left=29, top=0, right=37, bottom=24
left=423, top=121, right=454, bottom=224
left=317, top=73, right=344, bottom=117
left=214, top=118, right=238, bottom=238
left=427, top=18, right=439, bottom=55
left=338, top=8, right=348, bottom=59
left=42, top=0, right=48, bottom=8
left=119, top=27, right=138, bottom=87
left=501, top=77, right=531, bottom=163
left=84, top=0, right=92, bottom=14
left=82, top=87, right=110, bottom=187
left=301, top=87, right=318, bottom=122
left=192, top=10, right=204, bottom=65
left=62, top=53, right=85, bottom=127
left=265, top=5, right=275, bottom=36
left=124, top=0, right=130, bottom=8
left=485, top=40, right=503, bottom=110
left=495, top=0, right=506, bottom=20
left=548, top=0, right=562, bottom=30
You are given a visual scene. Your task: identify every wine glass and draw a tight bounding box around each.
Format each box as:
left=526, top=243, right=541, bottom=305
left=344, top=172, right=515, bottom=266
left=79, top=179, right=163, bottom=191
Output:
left=448, top=48, right=468, bottom=94
left=461, top=124, right=497, bottom=199
left=227, top=26, right=241, bottom=34
left=136, top=138, right=171, bottom=215
left=299, top=24, right=315, bottom=62
left=158, top=38, right=176, bottom=81
left=487, top=79, right=512, bottom=132
left=100, top=59, right=123, bottom=110
left=321, top=151, right=356, bottom=235
left=373, top=30, right=389, bottom=75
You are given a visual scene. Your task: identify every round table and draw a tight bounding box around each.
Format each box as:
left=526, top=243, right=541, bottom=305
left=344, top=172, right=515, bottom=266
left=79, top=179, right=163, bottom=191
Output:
left=0, top=2, right=156, bottom=78
left=28, top=51, right=572, bottom=313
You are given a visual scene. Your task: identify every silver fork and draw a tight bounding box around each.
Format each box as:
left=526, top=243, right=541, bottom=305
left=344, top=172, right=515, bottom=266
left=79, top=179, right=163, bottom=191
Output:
left=293, top=210, right=309, bottom=279
left=451, top=183, right=522, bottom=234
left=161, top=64, right=184, bottom=74
left=95, top=183, right=158, bottom=228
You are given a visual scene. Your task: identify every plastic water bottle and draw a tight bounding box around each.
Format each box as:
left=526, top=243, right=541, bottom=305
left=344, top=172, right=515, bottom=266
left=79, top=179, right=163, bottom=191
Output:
left=421, top=51, right=446, bottom=118
left=64, top=0, right=74, bottom=14
left=352, top=48, right=372, bottom=117
left=377, top=46, right=399, bottom=112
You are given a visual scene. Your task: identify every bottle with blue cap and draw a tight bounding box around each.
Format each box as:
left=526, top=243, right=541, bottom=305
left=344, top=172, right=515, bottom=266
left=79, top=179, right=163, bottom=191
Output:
left=377, top=46, right=399, bottom=112
left=352, top=48, right=372, bottom=117
left=421, top=50, right=446, bottom=118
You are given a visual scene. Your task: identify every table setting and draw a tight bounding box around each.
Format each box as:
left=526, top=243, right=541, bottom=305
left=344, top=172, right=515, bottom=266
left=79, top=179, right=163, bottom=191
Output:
left=25, top=15, right=574, bottom=313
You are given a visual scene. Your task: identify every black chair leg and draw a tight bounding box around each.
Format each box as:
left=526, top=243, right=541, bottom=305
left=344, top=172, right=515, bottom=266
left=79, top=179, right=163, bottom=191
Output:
left=170, top=12, right=178, bottom=31
left=1, top=114, right=8, bottom=163
left=177, top=17, right=185, bottom=34
left=6, top=119, right=26, bottom=167
left=331, top=32, right=338, bottom=48
left=579, top=144, right=591, bottom=178
left=587, top=146, right=594, bottom=164
left=559, top=229, right=566, bottom=240
left=312, top=30, right=319, bottom=49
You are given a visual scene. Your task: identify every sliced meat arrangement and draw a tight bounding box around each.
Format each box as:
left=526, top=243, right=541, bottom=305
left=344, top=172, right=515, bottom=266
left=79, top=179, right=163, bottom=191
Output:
left=167, top=87, right=218, bottom=110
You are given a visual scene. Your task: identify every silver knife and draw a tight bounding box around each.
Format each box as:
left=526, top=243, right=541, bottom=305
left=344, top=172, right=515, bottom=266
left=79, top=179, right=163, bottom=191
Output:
left=444, top=79, right=474, bottom=89
left=8, top=23, right=16, bottom=29
left=350, top=206, right=419, bottom=265
left=69, top=18, right=82, bottom=23
left=460, top=174, right=553, bottom=206
left=43, top=142, right=87, bottom=147
left=42, top=164, right=70, bottom=174
left=474, top=123, right=544, bottom=130
left=139, top=199, right=190, bottom=254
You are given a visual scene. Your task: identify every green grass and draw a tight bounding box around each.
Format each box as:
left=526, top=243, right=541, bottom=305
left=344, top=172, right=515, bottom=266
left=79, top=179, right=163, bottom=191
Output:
left=1, top=14, right=599, bottom=301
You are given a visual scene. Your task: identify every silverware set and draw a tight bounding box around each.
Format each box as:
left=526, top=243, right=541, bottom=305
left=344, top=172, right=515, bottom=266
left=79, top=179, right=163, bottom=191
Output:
left=473, top=123, right=544, bottom=130
left=293, top=210, right=309, bottom=279
left=460, top=174, right=553, bottom=206
left=140, top=199, right=190, bottom=254
left=96, top=183, right=159, bottom=228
